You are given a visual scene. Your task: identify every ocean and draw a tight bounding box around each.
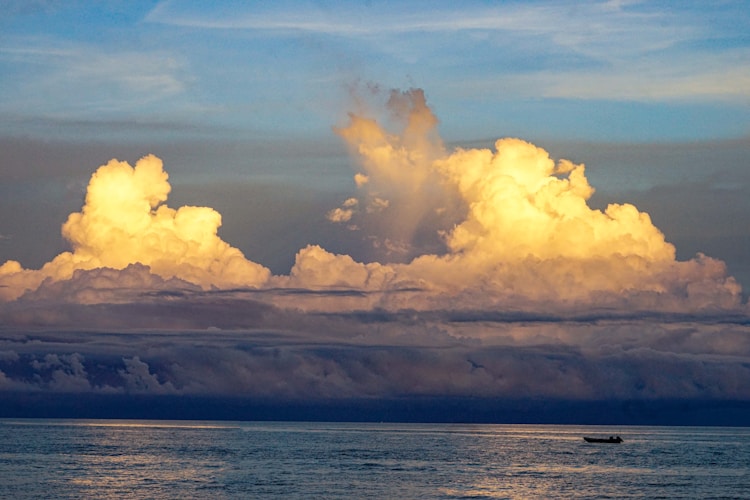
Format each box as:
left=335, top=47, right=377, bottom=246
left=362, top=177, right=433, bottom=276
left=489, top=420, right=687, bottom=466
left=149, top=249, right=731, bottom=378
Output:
left=0, top=420, right=748, bottom=499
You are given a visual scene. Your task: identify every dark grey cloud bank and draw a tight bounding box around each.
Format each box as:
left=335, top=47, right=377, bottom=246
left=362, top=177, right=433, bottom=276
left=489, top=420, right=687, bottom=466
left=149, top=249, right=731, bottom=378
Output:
left=2, top=286, right=750, bottom=424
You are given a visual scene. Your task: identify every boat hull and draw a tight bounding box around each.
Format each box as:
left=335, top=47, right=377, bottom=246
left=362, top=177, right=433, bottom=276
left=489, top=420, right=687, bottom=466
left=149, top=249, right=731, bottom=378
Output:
left=583, top=436, right=622, bottom=443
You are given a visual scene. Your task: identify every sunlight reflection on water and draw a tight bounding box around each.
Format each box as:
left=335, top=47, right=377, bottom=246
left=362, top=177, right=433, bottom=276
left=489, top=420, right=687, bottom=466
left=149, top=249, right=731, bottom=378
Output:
left=0, top=420, right=748, bottom=499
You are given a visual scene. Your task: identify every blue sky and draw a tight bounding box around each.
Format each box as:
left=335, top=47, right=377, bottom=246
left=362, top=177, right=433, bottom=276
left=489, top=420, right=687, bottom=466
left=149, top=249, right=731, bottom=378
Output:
left=2, top=0, right=749, bottom=142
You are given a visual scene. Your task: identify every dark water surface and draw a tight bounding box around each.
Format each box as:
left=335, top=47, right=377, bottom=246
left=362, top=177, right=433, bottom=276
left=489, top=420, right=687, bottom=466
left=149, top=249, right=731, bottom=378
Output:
left=0, top=419, right=748, bottom=498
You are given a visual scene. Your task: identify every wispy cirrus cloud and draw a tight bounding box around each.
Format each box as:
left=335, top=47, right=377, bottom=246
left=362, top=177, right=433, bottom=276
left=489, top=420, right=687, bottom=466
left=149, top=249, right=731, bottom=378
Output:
left=144, top=0, right=679, bottom=42
left=144, top=1, right=749, bottom=103
left=0, top=37, right=188, bottom=116
left=450, top=54, right=750, bottom=103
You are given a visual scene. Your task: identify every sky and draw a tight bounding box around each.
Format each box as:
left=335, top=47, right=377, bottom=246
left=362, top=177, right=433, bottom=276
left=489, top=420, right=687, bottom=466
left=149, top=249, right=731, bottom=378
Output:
left=1, top=0, right=750, bottom=423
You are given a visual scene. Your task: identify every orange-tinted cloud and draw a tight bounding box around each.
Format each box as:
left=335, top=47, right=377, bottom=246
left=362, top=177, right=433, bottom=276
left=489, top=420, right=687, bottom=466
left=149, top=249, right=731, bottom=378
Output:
left=321, top=88, right=742, bottom=311
left=0, top=155, right=269, bottom=301
left=0, top=88, right=743, bottom=312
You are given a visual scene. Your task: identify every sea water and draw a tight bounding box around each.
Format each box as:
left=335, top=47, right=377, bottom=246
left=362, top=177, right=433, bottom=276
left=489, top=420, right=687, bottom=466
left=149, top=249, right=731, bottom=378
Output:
left=0, top=420, right=748, bottom=499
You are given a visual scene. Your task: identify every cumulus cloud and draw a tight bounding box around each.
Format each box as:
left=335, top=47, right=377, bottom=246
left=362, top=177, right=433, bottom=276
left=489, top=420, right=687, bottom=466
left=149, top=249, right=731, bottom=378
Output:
left=318, top=87, right=743, bottom=312
left=29, top=353, right=92, bottom=392
left=0, top=86, right=744, bottom=315
left=119, top=356, right=176, bottom=394
left=327, top=197, right=358, bottom=223
left=331, top=88, right=463, bottom=262
left=0, top=155, right=269, bottom=301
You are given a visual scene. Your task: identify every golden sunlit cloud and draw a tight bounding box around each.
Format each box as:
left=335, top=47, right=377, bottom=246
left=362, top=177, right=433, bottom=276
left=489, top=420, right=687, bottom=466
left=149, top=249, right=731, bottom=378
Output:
left=331, top=88, right=462, bottom=261
left=322, top=88, right=742, bottom=310
left=0, top=87, right=743, bottom=311
left=0, top=155, right=269, bottom=301
left=326, top=197, right=359, bottom=223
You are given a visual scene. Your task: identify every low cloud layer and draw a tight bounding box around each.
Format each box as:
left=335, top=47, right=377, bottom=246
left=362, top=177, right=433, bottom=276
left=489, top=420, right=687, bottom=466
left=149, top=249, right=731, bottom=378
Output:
left=1, top=299, right=750, bottom=402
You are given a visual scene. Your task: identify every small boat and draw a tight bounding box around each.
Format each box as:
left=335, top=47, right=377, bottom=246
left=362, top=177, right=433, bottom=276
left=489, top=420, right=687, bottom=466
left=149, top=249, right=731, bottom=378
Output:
left=583, top=436, right=622, bottom=444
